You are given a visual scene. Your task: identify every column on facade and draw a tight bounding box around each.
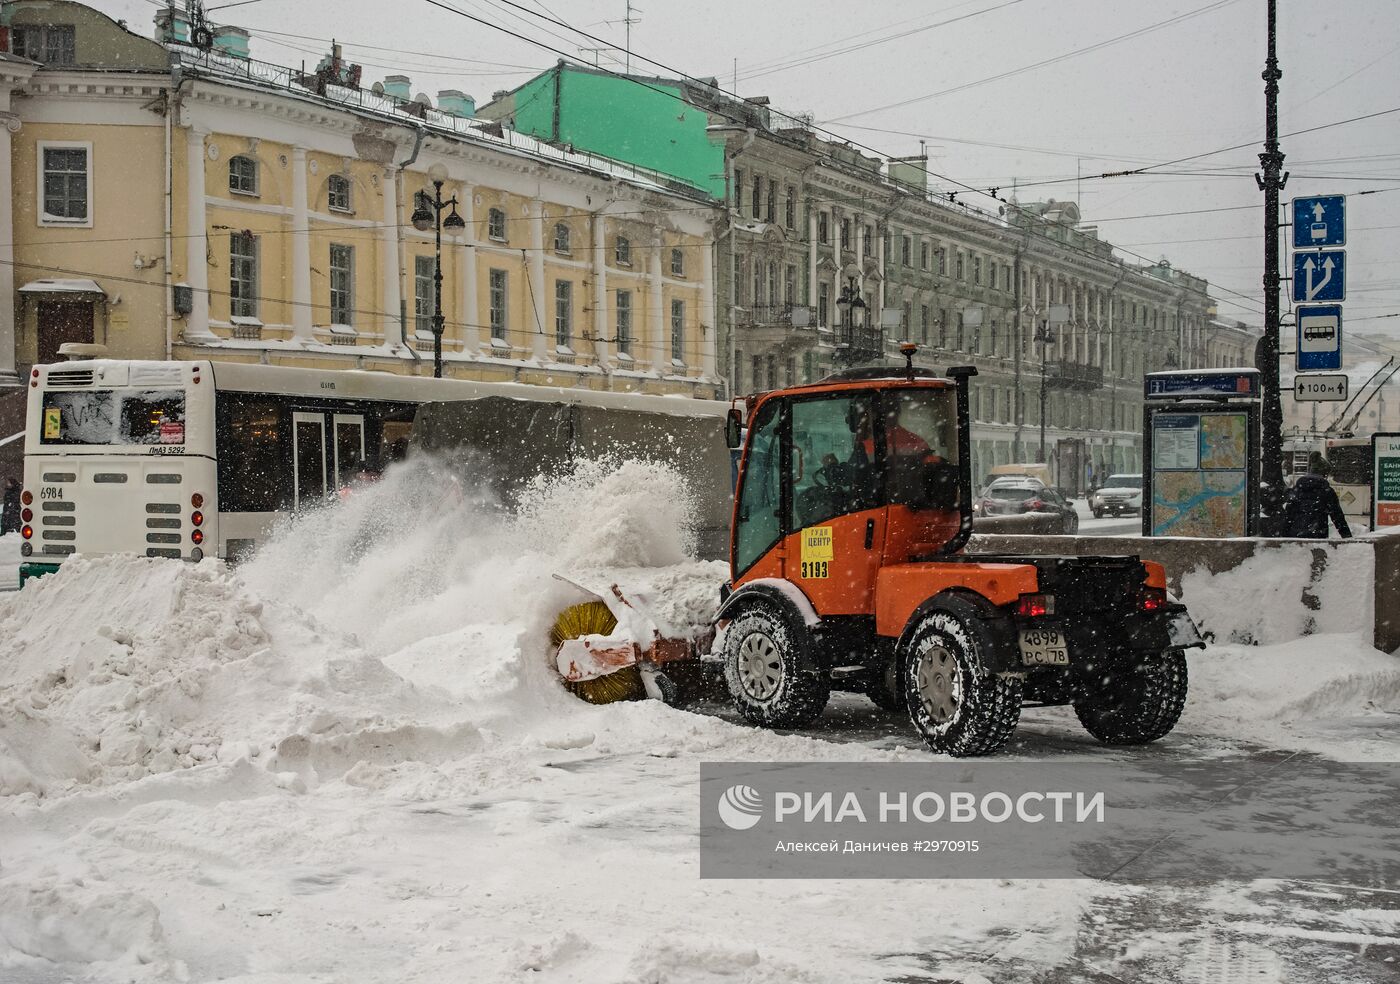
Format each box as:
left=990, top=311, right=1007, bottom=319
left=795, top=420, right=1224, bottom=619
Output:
left=530, top=203, right=547, bottom=361
left=807, top=205, right=818, bottom=313
left=0, top=113, right=18, bottom=381
left=701, top=232, right=716, bottom=379
left=290, top=147, right=313, bottom=340
left=648, top=233, right=666, bottom=373
left=591, top=212, right=609, bottom=366
left=875, top=222, right=886, bottom=321
left=458, top=182, right=479, bottom=356
left=380, top=168, right=401, bottom=346
left=184, top=127, right=211, bottom=338
left=855, top=218, right=867, bottom=298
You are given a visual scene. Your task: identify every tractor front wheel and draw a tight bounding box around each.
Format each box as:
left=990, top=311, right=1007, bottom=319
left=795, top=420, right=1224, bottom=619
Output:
left=723, top=603, right=830, bottom=728
left=902, top=609, right=1022, bottom=757
left=1073, top=650, right=1187, bottom=745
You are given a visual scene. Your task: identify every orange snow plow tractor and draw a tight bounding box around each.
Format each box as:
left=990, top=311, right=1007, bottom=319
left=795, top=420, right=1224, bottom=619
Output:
left=710, top=348, right=1204, bottom=756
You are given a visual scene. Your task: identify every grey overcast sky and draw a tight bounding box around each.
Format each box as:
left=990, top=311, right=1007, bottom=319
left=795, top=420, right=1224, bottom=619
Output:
left=96, top=0, right=1400, bottom=335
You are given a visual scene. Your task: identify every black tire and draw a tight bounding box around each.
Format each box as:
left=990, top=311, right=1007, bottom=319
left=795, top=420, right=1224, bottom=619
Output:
left=865, top=659, right=905, bottom=712
left=902, top=606, right=1022, bottom=757
left=1065, top=512, right=1080, bottom=534
left=722, top=603, right=830, bottom=728
left=1074, top=650, right=1188, bottom=745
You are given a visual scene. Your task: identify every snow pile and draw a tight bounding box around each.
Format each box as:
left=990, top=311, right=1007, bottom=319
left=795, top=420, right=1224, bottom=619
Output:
left=1178, top=541, right=1375, bottom=645
left=1184, top=633, right=1400, bottom=758
left=0, top=555, right=451, bottom=798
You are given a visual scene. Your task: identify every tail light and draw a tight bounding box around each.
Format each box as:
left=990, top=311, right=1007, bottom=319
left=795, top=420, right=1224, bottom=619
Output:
left=1014, top=593, right=1055, bottom=617
left=191, top=528, right=204, bottom=545
left=21, top=490, right=32, bottom=506
left=1139, top=587, right=1167, bottom=612
left=191, top=493, right=204, bottom=508
left=21, top=508, right=31, bottom=523
left=1026, top=499, right=1044, bottom=511
left=191, top=511, right=204, bottom=527
left=20, top=524, right=32, bottom=540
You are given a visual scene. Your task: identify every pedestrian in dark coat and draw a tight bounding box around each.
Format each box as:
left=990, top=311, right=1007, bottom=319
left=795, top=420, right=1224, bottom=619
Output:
left=1, top=477, right=19, bottom=535
left=1284, top=452, right=1352, bottom=539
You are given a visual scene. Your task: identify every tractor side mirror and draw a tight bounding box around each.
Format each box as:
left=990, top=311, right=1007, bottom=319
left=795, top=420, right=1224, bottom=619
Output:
left=725, top=408, right=743, bottom=449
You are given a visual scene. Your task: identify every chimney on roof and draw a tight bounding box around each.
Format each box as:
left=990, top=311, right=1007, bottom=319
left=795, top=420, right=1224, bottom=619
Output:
left=381, top=75, right=411, bottom=101
left=153, top=7, right=191, bottom=44
left=212, top=25, right=250, bottom=59
left=437, top=90, right=476, bottom=117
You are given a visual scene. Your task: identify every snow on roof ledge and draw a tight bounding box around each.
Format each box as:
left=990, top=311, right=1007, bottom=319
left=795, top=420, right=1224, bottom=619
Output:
left=19, top=278, right=106, bottom=295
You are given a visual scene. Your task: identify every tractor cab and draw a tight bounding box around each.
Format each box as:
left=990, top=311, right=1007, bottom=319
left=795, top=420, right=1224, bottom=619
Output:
left=729, top=366, right=976, bottom=612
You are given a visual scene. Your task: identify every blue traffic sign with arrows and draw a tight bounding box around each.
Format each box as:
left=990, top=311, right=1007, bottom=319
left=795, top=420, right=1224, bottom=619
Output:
left=1292, top=249, right=1346, bottom=303
left=1292, top=195, right=1346, bottom=248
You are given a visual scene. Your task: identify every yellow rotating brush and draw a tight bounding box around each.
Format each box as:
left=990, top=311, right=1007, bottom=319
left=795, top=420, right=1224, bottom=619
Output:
left=548, top=600, right=644, bottom=704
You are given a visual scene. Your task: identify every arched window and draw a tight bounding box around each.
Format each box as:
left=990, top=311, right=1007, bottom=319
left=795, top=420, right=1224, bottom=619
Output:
left=553, top=222, right=570, bottom=253
left=228, top=155, right=258, bottom=196
left=487, top=207, right=506, bottom=241
left=327, top=174, right=351, bottom=212
left=615, top=236, right=631, bottom=265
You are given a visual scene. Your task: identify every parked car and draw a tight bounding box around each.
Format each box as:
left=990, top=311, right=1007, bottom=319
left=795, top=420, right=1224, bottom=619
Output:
left=976, top=478, right=1079, bottom=533
left=1088, top=473, right=1143, bottom=518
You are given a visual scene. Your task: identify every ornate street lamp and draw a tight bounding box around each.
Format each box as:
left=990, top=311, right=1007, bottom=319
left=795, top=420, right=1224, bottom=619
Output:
left=833, top=275, right=867, bottom=366
left=411, top=163, right=466, bottom=378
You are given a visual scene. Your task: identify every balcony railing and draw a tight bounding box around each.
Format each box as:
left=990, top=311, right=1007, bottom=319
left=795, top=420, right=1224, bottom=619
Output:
left=833, top=323, right=885, bottom=366
left=1043, top=360, right=1104, bottom=391
left=741, top=303, right=821, bottom=328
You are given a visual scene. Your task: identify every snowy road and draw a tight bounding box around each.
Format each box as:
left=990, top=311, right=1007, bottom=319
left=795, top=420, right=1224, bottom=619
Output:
left=1, top=463, right=1396, bottom=983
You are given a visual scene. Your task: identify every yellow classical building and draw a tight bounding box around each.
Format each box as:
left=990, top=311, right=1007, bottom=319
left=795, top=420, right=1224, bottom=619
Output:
left=0, top=0, right=721, bottom=461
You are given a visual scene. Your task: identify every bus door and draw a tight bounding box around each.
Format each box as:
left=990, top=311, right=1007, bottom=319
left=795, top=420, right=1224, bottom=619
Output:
left=291, top=412, right=328, bottom=509
left=332, top=413, right=366, bottom=490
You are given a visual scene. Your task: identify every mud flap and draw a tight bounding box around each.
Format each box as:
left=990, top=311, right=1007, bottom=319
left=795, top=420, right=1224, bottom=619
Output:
left=1167, top=608, right=1206, bottom=651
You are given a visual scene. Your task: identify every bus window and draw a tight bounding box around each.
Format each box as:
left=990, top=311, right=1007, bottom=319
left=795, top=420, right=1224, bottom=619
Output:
left=41, top=389, right=186, bottom=445
left=293, top=412, right=328, bottom=508
left=218, top=395, right=282, bottom=512
left=1327, top=444, right=1373, bottom=487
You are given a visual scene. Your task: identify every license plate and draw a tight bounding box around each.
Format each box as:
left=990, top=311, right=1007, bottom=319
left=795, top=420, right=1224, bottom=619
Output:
left=1019, top=627, right=1069, bottom=666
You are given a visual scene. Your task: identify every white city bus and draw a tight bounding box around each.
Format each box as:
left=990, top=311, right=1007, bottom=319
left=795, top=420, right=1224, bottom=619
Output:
left=1324, top=436, right=1373, bottom=530
left=20, top=359, right=724, bottom=581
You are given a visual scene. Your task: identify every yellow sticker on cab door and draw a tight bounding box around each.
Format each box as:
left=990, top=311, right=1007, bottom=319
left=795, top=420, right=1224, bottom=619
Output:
left=43, top=407, right=61, bottom=440
left=800, top=526, right=833, bottom=579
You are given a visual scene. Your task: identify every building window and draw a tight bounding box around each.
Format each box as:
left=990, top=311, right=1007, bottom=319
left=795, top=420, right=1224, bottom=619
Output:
left=616, top=290, right=632, bottom=355
left=818, top=282, right=830, bottom=327
left=670, top=247, right=685, bottom=277
left=327, top=174, right=352, bottom=213
left=229, top=231, right=259, bottom=319
left=784, top=265, right=797, bottom=306
left=554, top=280, right=572, bottom=348
left=766, top=263, right=777, bottom=309
left=751, top=174, right=761, bottom=219
left=956, top=252, right=965, bottom=280
left=229, top=155, right=258, bottom=196
left=862, top=224, right=873, bottom=258
left=765, top=178, right=776, bottom=223
left=39, top=143, right=90, bottom=224
left=901, top=235, right=912, bottom=267
left=784, top=187, right=796, bottom=229
left=12, top=25, right=75, bottom=65
left=972, top=256, right=982, bottom=286
left=329, top=244, right=354, bottom=326
left=553, top=223, right=571, bottom=254
left=818, top=212, right=829, bottom=244
left=766, top=355, right=777, bottom=389
left=487, top=207, right=506, bottom=242
left=920, top=242, right=930, bottom=271
left=920, top=304, right=930, bottom=344
left=752, top=264, right=763, bottom=307
left=733, top=167, right=744, bottom=209
left=615, top=236, right=631, bottom=266
left=902, top=301, right=912, bottom=335
left=802, top=351, right=814, bottom=383
left=939, top=308, right=949, bottom=347
left=489, top=268, right=508, bottom=339
left=671, top=299, right=685, bottom=363
left=750, top=355, right=762, bottom=393
left=840, top=218, right=851, bottom=251
left=414, top=255, right=435, bottom=333
left=938, top=248, right=947, bottom=276
left=956, top=311, right=965, bottom=350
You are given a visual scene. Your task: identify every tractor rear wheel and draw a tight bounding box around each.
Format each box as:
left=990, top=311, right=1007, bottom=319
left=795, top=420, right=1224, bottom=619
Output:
left=902, top=609, right=1021, bottom=757
left=723, top=603, right=829, bottom=728
left=1073, top=650, right=1187, bottom=745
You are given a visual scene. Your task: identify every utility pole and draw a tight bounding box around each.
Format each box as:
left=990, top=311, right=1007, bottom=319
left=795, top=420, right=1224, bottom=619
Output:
left=1256, top=0, right=1288, bottom=532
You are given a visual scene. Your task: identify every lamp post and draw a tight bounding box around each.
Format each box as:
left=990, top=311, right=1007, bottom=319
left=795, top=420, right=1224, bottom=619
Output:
left=411, top=164, right=466, bottom=378
left=833, top=274, right=867, bottom=368
left=1036, top=304, right=1070, bottom=465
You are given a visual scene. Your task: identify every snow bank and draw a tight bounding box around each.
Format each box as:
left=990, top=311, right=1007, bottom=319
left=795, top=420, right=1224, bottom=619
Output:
left=1177, top=540, right=1374, bottom=645
left=1184, top=633, right=1400, bottom=759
